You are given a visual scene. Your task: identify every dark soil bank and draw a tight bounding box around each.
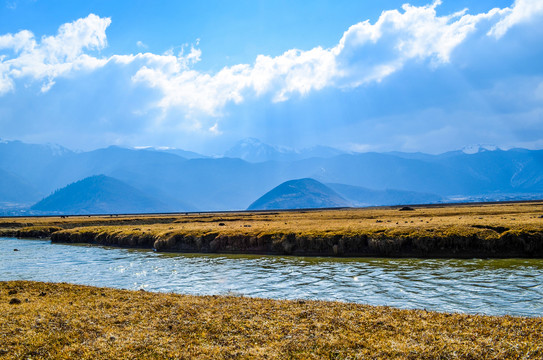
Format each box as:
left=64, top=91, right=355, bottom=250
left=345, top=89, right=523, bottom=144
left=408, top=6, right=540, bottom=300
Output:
left=50, top=229, right=543, bottom=258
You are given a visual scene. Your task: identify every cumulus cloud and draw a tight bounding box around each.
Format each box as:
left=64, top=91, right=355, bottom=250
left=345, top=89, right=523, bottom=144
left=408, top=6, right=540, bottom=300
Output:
left=128, top=0, right=510, bottom=116
left=0, top=62, right=14, bottom=93
left=130, top=44, right=337, bottom=117
left=0, top=14, right=110, bottom=94
left=0, top=1, right=541, bottom=122
left=333, top=1, right=504, bottom=87
left=489, top=0, right=543, bottom=38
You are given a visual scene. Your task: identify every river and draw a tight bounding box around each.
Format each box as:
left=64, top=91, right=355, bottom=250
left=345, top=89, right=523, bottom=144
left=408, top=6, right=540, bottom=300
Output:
left=1, top=237, right=542, bottom=317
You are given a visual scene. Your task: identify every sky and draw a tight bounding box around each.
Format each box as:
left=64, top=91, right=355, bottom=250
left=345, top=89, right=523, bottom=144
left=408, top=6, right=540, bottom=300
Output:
left=0, top=0, right=542, bottom=154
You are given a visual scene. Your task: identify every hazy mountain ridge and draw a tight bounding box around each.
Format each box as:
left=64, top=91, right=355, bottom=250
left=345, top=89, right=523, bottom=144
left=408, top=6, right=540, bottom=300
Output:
left=327, top=183, right=442, bottom=206
left=0, top=168, right=42, bottom=204
left=31, top=175, right=170, bottom=215
left=0, top=140, right=73, bottom=191
left=224, top=138, right=346, bottom=162
left=1, top=139, right=542, bottom=214
left=135, top=146, right=208, bottom=159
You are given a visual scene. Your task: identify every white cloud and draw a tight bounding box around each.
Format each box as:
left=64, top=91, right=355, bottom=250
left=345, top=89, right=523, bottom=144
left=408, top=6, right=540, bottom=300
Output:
left=489, top=0, right=543, bottom=38
left=254, top=46, right=337, bottom=102
left=130, top=1, right=507, bottom=116
left=333, top=1, right=504, bottom=87
left=0, top=14, right=110, bottom=94
left=181, top=45, right=201, bottom=68
left=0, top=1, right=540, bottom=126
left=209, top=122, right=221, bottom=135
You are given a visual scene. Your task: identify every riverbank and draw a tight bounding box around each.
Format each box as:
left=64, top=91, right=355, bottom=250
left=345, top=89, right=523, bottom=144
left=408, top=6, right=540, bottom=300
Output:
left=2, top=201, right=543, bottom=257
left=1, top=281, right=541, bottom=359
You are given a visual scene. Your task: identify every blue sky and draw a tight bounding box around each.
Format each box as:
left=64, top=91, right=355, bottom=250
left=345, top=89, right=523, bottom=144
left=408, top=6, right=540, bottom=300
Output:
left=0, top=0, right=542, bottom=154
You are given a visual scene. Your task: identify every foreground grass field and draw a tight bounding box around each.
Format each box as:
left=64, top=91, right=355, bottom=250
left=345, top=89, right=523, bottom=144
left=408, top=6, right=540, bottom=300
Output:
left=1, top=201, right=543, bottom=257
left=1, top=281, right=542, bottom=359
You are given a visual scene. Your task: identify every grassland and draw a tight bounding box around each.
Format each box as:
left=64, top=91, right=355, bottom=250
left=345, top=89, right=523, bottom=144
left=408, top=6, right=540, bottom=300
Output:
left=1, top=281, right=542, bottom=359
left=1, top=201, right=543, bottom=257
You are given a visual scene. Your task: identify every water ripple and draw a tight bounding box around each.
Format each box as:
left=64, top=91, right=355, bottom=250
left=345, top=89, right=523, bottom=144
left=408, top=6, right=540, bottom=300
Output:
left=1, top=238, right=543, bottom=316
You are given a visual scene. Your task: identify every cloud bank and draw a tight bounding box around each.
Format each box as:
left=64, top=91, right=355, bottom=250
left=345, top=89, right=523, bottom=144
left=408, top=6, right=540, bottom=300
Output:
left=0, top=0, right=542, bottom=152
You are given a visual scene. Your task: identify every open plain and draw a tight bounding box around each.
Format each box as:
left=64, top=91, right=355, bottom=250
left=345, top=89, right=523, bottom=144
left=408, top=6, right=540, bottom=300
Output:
left=1, top=201, right=543, bottom=258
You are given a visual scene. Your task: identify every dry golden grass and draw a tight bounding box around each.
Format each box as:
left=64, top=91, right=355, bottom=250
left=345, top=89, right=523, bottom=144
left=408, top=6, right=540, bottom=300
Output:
left=2, top=201, right=543, bottom=257
left=2, top=201, right=542, bottom=235
left=1, top=281, right=542, bottom=359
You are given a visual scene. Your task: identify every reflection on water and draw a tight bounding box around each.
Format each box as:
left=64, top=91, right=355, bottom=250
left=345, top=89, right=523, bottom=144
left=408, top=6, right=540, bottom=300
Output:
left=1, top=237, right=542, bottom=317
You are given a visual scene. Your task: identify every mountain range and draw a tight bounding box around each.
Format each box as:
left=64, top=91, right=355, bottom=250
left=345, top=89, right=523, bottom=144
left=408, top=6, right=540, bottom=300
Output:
left=224, top=138, right=346, bottom=162
left=248, top=178, right=444, bottom=210
left=1, top=138, right=542, bottom=214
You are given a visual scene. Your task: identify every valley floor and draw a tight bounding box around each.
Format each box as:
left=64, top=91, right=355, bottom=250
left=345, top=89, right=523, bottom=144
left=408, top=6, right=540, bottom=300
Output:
left=1, top=281, right=542, bottom=359
left=2, top=201, right=543, bottom=258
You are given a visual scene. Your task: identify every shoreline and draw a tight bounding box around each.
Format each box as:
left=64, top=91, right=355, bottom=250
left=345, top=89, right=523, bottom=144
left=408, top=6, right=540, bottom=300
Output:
left=2, top=202, right=543, bottom=258
left=1, top=280, right=542, bottom=359
left=50, top=227, right=543, bottom=259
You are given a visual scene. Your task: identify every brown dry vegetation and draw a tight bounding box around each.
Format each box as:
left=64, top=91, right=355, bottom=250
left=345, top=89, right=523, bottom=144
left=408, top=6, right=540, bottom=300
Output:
left=1, top=281, right=542, bottom=359
left=2, top=201, right=543, bottom=257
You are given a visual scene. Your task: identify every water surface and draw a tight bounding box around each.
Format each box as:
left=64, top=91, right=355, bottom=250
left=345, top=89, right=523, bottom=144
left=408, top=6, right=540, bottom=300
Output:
left=1, top=238, right=542, bottom=317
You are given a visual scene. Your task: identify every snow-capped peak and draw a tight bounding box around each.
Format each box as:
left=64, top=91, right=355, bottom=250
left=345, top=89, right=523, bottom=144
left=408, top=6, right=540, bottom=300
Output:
left=462, top=144, right=498, bottom=154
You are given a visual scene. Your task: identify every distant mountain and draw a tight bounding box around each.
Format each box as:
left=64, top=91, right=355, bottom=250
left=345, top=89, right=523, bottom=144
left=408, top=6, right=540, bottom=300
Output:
left=327, top=183, right=442, bottom=206
left=301, top=145, right=345, bottom=159
left=0, top=168, right=42, bottom=204
left=14, top=145, right=194, bottom=209
left=31, top=175, right=171, bottom=215
left=134, top=146, right=208, bottom=159
left=248, top=178, right=351, bottom=210
left=286, top=149, right=543, bottom=196
left=0, top=140, right=73, bottom=182
left=2, top=140, right=543, bottom=213
left=224, top=138, right=344, bottom=162
left=224, top=138, right=279, bottom=162
left=160, top=148, right=208, bottom=159
left=461, top=144, right=498, bottom=155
